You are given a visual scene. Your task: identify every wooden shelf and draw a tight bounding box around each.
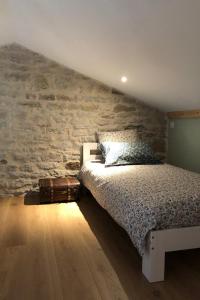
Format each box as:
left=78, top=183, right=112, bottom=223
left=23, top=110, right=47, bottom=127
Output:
left=167, top=109, right=200, bottom=119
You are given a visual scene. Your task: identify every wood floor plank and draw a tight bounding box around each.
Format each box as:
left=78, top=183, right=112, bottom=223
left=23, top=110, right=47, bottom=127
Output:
left=0, top=197, right=28, bottom=248
left=0, top=203, right=62, bottom=300
left=66, top=204, right=129, bottom=300
left=0, top=195, right=199, bottom=300
left=45, top=202, right=103, bottom=300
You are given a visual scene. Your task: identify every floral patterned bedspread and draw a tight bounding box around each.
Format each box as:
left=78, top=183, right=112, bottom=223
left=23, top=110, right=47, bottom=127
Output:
left=80, top=162, right=200, bottom=255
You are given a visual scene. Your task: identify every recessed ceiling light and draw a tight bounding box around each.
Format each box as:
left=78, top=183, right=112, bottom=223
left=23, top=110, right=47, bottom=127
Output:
left=121, top=76, right=127, bottom=83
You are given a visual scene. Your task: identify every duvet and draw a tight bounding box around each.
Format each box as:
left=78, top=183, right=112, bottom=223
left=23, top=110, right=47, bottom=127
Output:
left=80, top=162, right=200, bottom=255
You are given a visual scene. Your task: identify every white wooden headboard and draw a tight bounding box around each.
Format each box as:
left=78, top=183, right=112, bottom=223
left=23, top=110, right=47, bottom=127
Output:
left=83, top=143, right=102, bottom=163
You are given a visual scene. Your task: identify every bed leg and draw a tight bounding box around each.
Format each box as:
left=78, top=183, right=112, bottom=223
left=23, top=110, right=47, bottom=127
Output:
left=142, top=235, right=165, bottom=282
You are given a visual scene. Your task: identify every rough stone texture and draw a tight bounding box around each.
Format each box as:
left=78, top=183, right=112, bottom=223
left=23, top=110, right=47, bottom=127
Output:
left=65, top=161, right=80, bottom=170
left=0, top=44, right=166, bottom=196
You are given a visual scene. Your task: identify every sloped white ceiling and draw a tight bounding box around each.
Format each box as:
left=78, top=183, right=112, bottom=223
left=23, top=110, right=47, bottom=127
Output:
left=1, top=0, right=200, bottom=111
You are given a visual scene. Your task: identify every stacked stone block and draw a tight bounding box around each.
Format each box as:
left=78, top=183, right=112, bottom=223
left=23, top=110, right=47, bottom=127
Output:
left=0, top=44, right=166, bottom=196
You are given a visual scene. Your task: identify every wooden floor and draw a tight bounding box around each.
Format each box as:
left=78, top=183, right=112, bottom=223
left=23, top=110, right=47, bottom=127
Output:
left=0, top=194, right=200, bottom=300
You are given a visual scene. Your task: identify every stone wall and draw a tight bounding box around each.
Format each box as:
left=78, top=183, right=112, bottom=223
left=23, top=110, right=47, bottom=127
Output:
left=0, top=44, right=166, bottom=196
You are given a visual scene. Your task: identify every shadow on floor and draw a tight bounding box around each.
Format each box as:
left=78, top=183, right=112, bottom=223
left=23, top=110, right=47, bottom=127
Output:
left=24, top=191, right=40, bottom=205
left=77, top=190, right=152, bottom=299
left=77, top=190, right=200, bottom=299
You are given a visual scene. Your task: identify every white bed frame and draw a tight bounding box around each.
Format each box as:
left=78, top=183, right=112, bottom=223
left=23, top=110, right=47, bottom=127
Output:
left=83, top=143, right=200, bottom=282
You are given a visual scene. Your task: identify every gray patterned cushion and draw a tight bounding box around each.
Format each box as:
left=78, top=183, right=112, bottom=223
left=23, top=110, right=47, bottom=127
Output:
left=97, top=129, right=138, bottom=143
left=100, top=141, right=160, bottom=166
left=97, top=130, right=138, bottom=160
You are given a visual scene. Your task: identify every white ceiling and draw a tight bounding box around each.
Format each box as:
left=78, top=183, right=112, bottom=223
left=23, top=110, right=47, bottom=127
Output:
left=1, top=0, right=200, bottom=111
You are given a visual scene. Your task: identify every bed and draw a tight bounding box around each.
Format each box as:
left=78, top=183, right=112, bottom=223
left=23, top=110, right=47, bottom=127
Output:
left=80, top=143, right=200, bottom=282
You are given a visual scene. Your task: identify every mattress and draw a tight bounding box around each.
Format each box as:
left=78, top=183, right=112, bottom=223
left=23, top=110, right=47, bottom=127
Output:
left=80, top=162, right=200, bottom=255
